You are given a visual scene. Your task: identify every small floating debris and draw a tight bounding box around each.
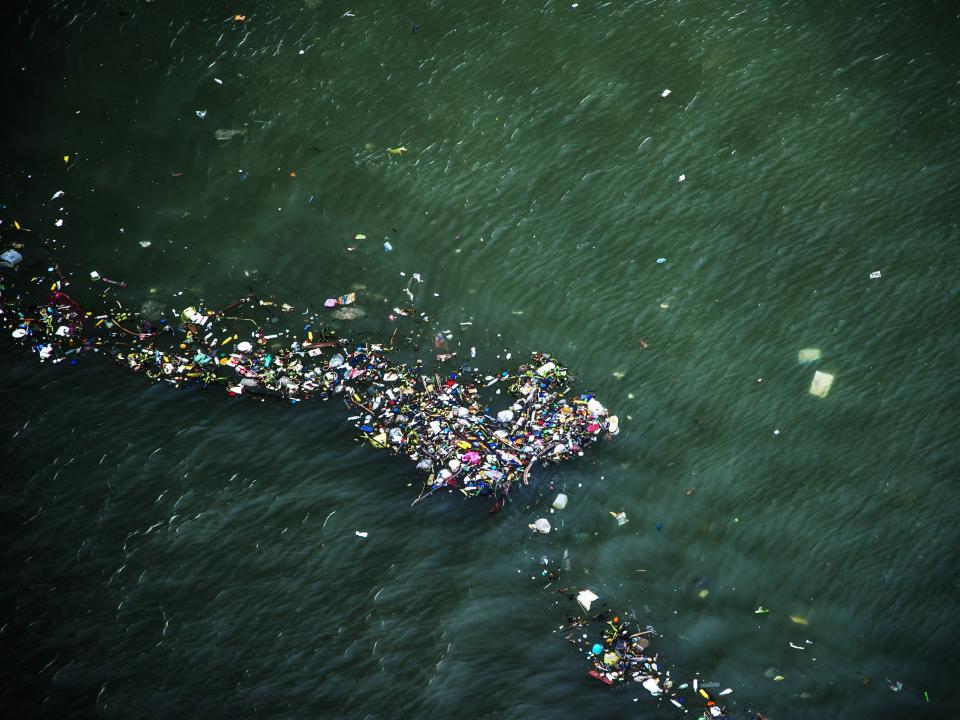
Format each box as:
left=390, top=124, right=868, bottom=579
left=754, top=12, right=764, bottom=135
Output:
left=529, top=518, right=552, bottom=534
left=808, top=371, right=834, bottom=398
left=576, top=589, right=599, bottom=611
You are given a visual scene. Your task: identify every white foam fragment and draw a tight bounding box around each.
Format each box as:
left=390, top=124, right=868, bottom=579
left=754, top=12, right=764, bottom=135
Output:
left=809, top=371, right=834, bottom=398
left=577, top=589, right=599, bottom=611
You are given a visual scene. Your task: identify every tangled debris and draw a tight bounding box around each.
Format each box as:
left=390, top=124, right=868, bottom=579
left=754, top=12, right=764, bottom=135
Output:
left=1, top=257, right=617, bottom=510
left=561, top=603, right=732, bottom=718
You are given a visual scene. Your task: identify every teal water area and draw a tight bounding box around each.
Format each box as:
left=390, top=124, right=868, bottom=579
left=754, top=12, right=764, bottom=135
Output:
left=2, top=1, right=959, bottom=718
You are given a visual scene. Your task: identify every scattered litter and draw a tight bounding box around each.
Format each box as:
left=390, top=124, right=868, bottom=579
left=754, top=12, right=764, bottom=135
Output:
left=797, top=348, right=821, bottom=363
left=564, top=603, right=733, bottom=717
left=808, top=371, right=834, bottom=398
left=324, top=292, right=355, bottom=308
left=610, top=511, right=629, bottom=526
left=529, top=518, right=552, bottom=534
left=355, top=530, right=368, bottom=538
left=552, top=493, right=568, bottom=510
left=869, top=270, right=881, bottom=280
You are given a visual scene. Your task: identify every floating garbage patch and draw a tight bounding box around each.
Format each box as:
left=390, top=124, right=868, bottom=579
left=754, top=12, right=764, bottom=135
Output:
left=0, top=253, right=617, bottom=511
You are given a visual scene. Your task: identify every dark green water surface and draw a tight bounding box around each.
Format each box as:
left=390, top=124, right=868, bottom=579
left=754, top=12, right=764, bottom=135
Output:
left=2, top=1, right=959, bottom=718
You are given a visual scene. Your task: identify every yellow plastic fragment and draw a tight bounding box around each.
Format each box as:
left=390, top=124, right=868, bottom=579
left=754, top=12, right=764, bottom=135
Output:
left=789, top=615, right=809, bottom=625
left=63, top=155, right=70, bottom=163
left=387, top=146, right=407, bottom=156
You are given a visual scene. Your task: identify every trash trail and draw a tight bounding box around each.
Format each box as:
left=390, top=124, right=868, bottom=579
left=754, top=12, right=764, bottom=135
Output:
left=1, top=226, right=747, bottom=719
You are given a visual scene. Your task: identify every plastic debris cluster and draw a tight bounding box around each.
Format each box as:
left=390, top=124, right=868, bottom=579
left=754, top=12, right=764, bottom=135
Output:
left=1, top=261, right=617, bottom=510
left=562, top=608, right=732, bottom=718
